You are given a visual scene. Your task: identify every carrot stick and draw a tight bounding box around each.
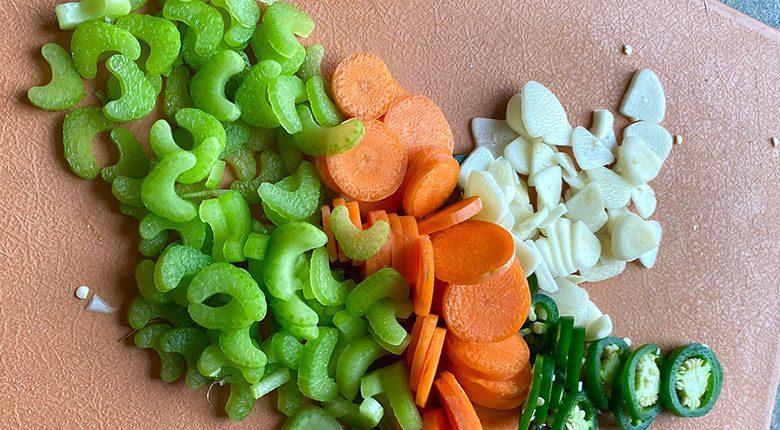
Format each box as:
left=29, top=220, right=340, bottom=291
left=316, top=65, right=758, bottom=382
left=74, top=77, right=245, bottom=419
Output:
left=434, top=371, right=483, bottom=430
left=357, top=186, right=403, bottom=217
left=362, top=210, right=392, bottom=276
left=387, top=213, right=405, bottom=274
left=414, top=235, right=435, bottom=316
left=449, top=362, right=531, bottom=410
left=409, top=314, right=438, bottom=391
left=422, top=408, right=450, bottom=430
left=399, top=215, right=420, bottom=284
left=430, top=220, right=515, bottom=285
left=406, top=315, right=425, bottom=367
left=383, top=94, right=455, bottom=159
left=402, top=153, right=460, bottom=219
left=415, top=327, right=446, bottom=407
left=442, top=259, right=529, bottom=343
left=444, top=333, right=530, bottom=380
left=321, top=120, right=407, bottom=202
left=474, top=405, right=522, bottom=430
left=331, top=52, right=399, bottom=120
left=418, top=196, right=483, bottom=236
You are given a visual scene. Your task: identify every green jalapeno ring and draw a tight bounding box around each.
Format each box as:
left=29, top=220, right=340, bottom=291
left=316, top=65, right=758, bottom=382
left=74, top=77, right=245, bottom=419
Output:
left=584, top=335, right=631, bottom=411
left=620, top=343, right=664, bottom=422
left=660, top=343, right=722, bottom=418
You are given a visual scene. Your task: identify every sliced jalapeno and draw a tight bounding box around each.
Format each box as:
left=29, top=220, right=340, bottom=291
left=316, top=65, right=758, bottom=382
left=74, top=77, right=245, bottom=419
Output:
left=519, top=354, right=553, bottom=429
left=533, top=355, right=556, bottom=425
left=660, top=343, right=722, bottom=418
left=565, top=326, right=586, bottom=391
left=585, top=336, right=631, bottom=411
left=551, top=390, right=598, bottom=430
left=554, top=316, right=574, bottom=377
left=522, top=294, right=560, bottom=356
left=620, top=343, right=664, bottom=422
left=610, top=383, right=654, bottom=430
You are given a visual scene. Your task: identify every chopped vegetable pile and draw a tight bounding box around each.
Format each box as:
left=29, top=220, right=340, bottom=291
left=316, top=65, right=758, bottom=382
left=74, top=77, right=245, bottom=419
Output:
left=28, top=0, right=722, bottom=428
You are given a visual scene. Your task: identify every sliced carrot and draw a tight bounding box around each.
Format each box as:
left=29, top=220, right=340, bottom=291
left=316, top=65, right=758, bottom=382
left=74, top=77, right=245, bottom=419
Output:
left=362, top=210, right=392, bottom=276
left=314, top=156, right=342, bottom=193
left=331, top=52, right=398, bottom=120
left=403, top=153, right=460, bottom=219
left=387, top=213, right=405, bottom=274
left=474, top=406, right=522, bottom=430
left=414, top=235, right=435, bottom=316
left=409, top=314, right=438, bottom=391
left=416, top=327, right=447, bottom=408
left=431, top=279, right=447, bottom=316
left=322, top=120, right=407, bottom=202
left=320, top=205, right=339, bottom=263
left=431, top=220, right=515, bottom=285
left=422, top=409, right=450, bottom=430
left=383, top=94, right=455, bottom=159
left=444, top=333, right=530, bottom=380
left=418, top=196, right=483, bottom=236
left=434, top=371, right=483, bottom=430
left=406, top=315, right=425, bottom=367
left=399, top=215, right=420, bottom=283
left=442, top=259, right=529, bottom=343
left=357, top=186, right=404, bottom=216
left=344, top=200, right=362, bottom=227
left=449, top=362, right=531, bottom=410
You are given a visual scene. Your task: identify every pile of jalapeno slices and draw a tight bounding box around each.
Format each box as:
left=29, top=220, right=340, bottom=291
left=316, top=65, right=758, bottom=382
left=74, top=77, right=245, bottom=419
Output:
left=518, top=279, right=724, bottom=430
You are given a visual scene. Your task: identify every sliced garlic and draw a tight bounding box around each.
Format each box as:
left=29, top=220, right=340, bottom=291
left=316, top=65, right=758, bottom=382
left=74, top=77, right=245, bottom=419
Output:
left=623, top=121, right=673, bottom=162
left=464, top=170, right=508, bottom=223
left=572, top=126, right=615, bottom=170
left=526, top=240, right=558, bottom=292
left=504, top=136, right=533, bottom=175
left=542, top=221, right=574, bottom=277
left=614, top=136, right=663, bottom=187
left=539, top=203, right=568, bottom=229
left=513, top=206, right=548, bottom=241
left=547, top=278, right=589, bottom=324
left=496, top=209, right=516, bottom=232
left=554, top=218, right=576, bottom=275
left=563, top=170, right=588, bottom=191
left=619, top=69, right=666, bottom=123
left=534, top=165, right=562, bottom=209
left=585, top=167, right=632, bottom=210
left=631, top=184, right=657, bottom=219
left=487, top=157, right=520, bottom=187
left=586, top=314, right=613, bottom=341
left=606, top=207, right=631, bottom=235
left=639, top=220, right=663, bottom=268
left=565, top=182, right=608, bottom=232
left=505, top=93, right=535, bottom=140
left=458, top=146, right=494, bottom=189
left=528, top=141, right=557, bottom=186
left=611, top=211, right=660, bottom=261
left=582, top=300, right=604, bottom=326
left=590, top=109, right=617, bottom=153
left=522, top=81, right=572, bottom=147
left=536, top=238, right=561, bottom=279
left=471, top=118, right=519, bottom=157
left=579, top=259, right=627, bottom=282
left=515, top=238, right=541, bottom=276
left=572, top=220, right=601, bottom=270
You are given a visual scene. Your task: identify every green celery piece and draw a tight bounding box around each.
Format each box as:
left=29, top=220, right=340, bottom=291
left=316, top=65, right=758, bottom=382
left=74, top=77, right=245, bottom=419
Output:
left=210, top=0, right=259, bottom=48
left=231, top=148, right=286, bottom=204
left=187, top=263, right=266, bottom=329
left=235, top=60, right=283, bottom=128
left=63, top=107, right=118, bottom=180
left=379, top=362, right=423, bottom=430
left=141, top=151, right=199, bottom=222
left=190, top=50, right=245, bottom=122
left=71, top=20, right=141, bottom=79
left=101, top=128, right=149, bottom=183
left=293, top=104, right=362, bottom=156
left=268, top=75, right=306, bottom=134
left=223, top=120, right=251, bottom=155
left=205, top=160, right=225, bottom=188
left=269, top=292, right=319, bottom=328
left=224, top=147, right=256, bottom=180
left=247, top=126, right=278, bottom=151
left=139, top=232, right=168, bottom=257
left=262, top=2, right=315, bottom=59
left=296, top=43, right=324, bottom=82
left=277, top=376, right=304, bottom=416
left=330, top=205, right=390, bottom=261
left=244, top=232, right=269, bottom=261
left=251, top=22, right=305, bottom=75
left=135, top=259, right=174, bottom=305
left=104, top=54, right=156, bottom=122
left=259, top=160, right=320, bottom=222
left=153, top=244, right=213, bottom=293
left=305, top=76, right=344, bottom=127
left=309, top=247, right=354, bottom=307
left=305, top=298, right=339, bottom=327
left=346, top=268, right=409, bottom=317
left=336, top=335, right=387, bottom=400
left=129, top=0, right=145, bottom=9
left=197, top=343, right=264, bottom=384
left=226, top=380, right=256, bottom=421
left=220, top=326, right=268, bottom=369
left=159, top=327, right=211, bottom=389
left=371, top=328, right=411, bottom=356
left=271, top=332, right=304, bottom=370
left=116, top=13, right=181, bottom=76
left=56, top=0, right=132, bottom=30
left=276, top=130, right=303, bottom=175
left=163, top=0, right=223, bottom=58
left=366, top=299, right=408, bottom=347
left=297, top=327, right=339, bottom=402
left=149, top=119, right=180, bottom=157
left=333, top=310, right=369, bottom=342
left=134, top=323, right=186, bottom=383
left=139, top=212, right=207, bottom=250
left=198, top=191, right=252, bottom=262
left=163, top=66, right=193, bottom=120
left=282, top=405, right=341, bottom=430
left=276, top=316, right=320, bottom=341
left=250, top=365, right=291, bottom=399
left=175, top=108, right=227, bottom=183
left=323, top=396, right=384, bottom=429
left=111, top=175, right=144, bottom=207
left=262, top=221, right=327, bottom=299
left=27, top=43, right=85, bottom=111
left=180, top=26, right=211, bottom=70
left=360, top=369, right=384, bottom=399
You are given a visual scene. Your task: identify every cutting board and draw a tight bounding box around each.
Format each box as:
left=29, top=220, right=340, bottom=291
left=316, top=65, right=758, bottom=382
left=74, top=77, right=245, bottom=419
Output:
left=1, top=1, right=778, bottom=429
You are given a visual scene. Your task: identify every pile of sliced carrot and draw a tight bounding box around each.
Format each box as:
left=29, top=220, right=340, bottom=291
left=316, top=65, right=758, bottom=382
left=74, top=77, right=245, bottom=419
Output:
left=321, top=52, right=536, bottom=430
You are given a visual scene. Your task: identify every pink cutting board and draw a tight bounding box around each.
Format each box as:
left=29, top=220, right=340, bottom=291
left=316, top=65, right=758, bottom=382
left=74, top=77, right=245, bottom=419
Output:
left=0, top=1, right=778, bottom=429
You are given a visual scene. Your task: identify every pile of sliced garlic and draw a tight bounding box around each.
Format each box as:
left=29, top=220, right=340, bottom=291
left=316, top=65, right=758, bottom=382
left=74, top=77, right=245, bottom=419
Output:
left=463, top=69, right=670, bottom=341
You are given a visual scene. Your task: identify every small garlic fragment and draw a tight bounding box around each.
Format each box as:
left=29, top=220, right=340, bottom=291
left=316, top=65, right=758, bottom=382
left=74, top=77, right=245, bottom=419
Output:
left=75, top=285, right=90, bottom=300
left=623, top=44, right=634, bottom=56
left=772, top=137, right=778, bottom=148
left=675, top=134, right=684, bottom=145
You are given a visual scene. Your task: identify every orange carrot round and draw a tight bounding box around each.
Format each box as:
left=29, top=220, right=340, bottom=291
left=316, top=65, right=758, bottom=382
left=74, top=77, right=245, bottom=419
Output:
left=387, top=213, right=405, bottom=274
left=444, top=333, right=530, bottom=380
left=410, top=313, right=438, bottom=391
left=320, top=205, right=339, bottom=262
left=314, top=156, right=342, bottom=193
left=450, top=363, right=531, bottom=410
left=432, top=279, right=448, bottom=316
left=431, top=220, right=515, bottom=285
left=415, top=327, right=447, bottom=408
left=434, top=371, right=484, bottom=430
left=322, top=120, right=407, bottom=202
left=418, top=196, right=483, bottom=236
left=414, top=235, right=435, bottom=316
left=399, top=215, right=420, bottom=283
left=474, top=405, right=522, bottom=430
left=442, top=259, right=529, bottom=343
left=403, top=153, right=460, bottom=219
left=331, top=52, right=399, bottom=120
left=406, top=315, right=425, bottom=367
left=383, top=94, right=455, bottom=158
left=422, top=408, right=450, bottom=430
left=357, top=186, right=404, bottom=217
